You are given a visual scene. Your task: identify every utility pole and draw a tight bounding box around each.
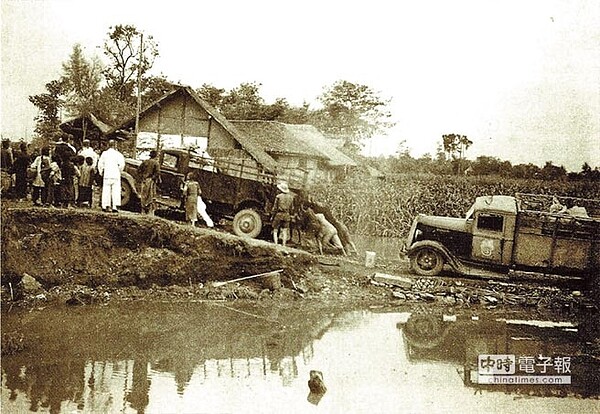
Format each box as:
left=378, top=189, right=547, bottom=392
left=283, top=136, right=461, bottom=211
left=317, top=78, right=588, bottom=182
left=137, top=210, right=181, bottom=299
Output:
left=134, top=32, right=143, bottom=154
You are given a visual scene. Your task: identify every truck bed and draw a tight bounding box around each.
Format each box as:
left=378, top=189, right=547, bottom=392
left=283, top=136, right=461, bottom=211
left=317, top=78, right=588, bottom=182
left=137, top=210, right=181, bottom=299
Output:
left=514, top=194, right=600, bottom=273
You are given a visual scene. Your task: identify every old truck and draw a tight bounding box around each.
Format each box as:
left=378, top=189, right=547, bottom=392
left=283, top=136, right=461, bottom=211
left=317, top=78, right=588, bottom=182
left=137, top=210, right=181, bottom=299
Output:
left=120, top=149, right=285, bottom=238
left=404, top=193, right=600, bottom=278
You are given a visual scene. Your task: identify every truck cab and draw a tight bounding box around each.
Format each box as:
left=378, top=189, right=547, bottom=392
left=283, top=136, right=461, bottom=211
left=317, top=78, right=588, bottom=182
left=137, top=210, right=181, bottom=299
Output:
left=404, top=194, right=600, bottom=278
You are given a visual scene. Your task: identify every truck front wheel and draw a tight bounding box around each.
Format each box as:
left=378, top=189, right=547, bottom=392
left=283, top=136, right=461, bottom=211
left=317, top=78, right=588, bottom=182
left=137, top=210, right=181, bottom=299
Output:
left=121, top=181, right=133, bottom=209
left=233, top=209, right=262, bottom=238
left=410, top=248, right=444, bottom=276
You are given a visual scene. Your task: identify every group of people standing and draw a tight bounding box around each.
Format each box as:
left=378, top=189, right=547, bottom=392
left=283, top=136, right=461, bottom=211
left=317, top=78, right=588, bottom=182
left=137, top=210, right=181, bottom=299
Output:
left=1, top=137, right=126, bottom=212
left=1, top=137, right=95, bottom=208
left=30, top=137, right=93, bottom=208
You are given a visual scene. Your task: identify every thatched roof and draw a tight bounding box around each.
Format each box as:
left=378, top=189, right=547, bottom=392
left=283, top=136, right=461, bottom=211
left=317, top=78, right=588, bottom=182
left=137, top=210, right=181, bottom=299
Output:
left=231, top=121, right=327, bottom=159
left=108, top=86, right=279, bottom=173
left=60, top=113, right=115, bottom=137
left=284, top=124, right=357, bottom=167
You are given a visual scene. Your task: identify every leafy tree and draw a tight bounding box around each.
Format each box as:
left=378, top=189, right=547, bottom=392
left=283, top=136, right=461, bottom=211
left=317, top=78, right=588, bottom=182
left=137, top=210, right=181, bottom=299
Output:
left=470, top=156, right=512, bottom=176
left=434, top=142, right=447, bottom=162
left=93, top=88, right=135, bottom=127
left=442, top=133, right=473, bottom=174
left=141, top=75, right=178, bottom=107
left=276, top=101, right=312, bottom=124
left=512, top=163, right=541, bottom=179
left=395, top=139, right=411, bottom=158
left=539, top=161, right=567, bottom=181
left=314, top=80, right=394, bottom=146
left=102, top=24, right=159, bottom=101
left=97, top=25, right=163, bottom=126
left=580, top=162, right=592, bottom=179
left=197, top=82, right=306, bottom=122
left=28, top=79, right=66, bottom=146
left=61, top=44, right=104, bottom=143
left=197, top=83, right=226, bottom=109
left=220, top=82, right=265, bottom=119
left=260, top=98, right=294, bottom=122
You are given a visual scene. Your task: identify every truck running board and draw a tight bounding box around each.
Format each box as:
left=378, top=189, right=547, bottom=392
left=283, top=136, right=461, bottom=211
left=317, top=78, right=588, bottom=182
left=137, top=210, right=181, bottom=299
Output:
left=450, top=261, right=511, bottom=280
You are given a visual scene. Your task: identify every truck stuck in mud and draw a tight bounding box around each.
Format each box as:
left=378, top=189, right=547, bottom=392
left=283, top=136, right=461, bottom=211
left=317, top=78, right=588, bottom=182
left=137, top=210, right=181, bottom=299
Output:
left=118, top=148, right=289, bottom=238
left=404, top=193, right=600, bottom=279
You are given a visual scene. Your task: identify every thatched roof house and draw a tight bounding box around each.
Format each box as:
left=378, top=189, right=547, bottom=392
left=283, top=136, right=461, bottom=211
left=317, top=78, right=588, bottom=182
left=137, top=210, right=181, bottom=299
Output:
left=107, top=86, right=278, bottom=173
left=59, top=113, right=116, bottom=148
left=283, top=124, right=357, bottom=168
left=231, top=120, right=357, bottom=184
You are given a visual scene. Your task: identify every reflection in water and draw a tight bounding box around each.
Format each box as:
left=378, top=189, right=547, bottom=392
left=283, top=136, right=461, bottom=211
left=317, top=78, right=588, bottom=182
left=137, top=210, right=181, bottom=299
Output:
left=307, top=370, right=327, bottom=406
left=1, top=303, right=598, bottom=413
left=398, top=310, right=600, bottom=399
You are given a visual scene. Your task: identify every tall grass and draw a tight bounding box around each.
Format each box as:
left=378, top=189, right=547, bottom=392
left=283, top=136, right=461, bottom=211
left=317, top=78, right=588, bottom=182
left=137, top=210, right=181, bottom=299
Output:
left=311, top=174, right=600, bottom=238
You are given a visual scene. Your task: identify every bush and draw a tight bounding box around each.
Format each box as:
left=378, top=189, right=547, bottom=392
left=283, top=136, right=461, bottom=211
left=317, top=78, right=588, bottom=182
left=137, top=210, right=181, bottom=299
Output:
left=311, top=174, right=600, bottom=238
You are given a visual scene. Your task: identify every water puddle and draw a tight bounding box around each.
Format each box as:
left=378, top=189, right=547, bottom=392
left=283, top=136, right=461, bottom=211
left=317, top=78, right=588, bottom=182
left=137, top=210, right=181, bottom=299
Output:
left=2, top=302, right=598, bottom=413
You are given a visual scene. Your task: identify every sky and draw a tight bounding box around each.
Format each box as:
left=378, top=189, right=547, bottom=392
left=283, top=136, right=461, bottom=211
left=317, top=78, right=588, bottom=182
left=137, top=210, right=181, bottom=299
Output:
left=1, top=0, right=599, bottom=172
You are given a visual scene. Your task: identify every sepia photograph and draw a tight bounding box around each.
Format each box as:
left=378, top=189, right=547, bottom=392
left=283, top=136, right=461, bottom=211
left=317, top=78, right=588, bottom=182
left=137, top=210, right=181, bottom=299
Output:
left=1, top=0, right=599, bottom=412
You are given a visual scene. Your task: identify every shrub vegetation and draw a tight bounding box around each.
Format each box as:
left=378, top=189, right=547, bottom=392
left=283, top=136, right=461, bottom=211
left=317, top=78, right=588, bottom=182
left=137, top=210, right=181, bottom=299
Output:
left=311, top=174, right=600, bottom=238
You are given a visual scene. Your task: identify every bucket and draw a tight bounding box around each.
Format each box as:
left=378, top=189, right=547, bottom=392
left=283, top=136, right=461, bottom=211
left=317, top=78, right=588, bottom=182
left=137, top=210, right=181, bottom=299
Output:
left=365, top=251, right=376, bottom=268
left=262, top=272, right=282, bottom=291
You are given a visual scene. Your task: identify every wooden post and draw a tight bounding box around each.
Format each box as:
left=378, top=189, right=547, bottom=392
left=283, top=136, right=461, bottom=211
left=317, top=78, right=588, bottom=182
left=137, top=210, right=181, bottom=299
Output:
left=156, top=105, right=161, bottom=151
left=134, top=33, right=143, bottom=153
left=207, top=115, right=212, bottom=143
left=181, top=93, right=187, bottom=147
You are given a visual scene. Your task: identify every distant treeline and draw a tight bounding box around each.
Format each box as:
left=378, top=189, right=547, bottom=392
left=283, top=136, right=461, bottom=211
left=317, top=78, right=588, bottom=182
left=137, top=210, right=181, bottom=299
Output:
left=367, top=153, right=599, bottom=181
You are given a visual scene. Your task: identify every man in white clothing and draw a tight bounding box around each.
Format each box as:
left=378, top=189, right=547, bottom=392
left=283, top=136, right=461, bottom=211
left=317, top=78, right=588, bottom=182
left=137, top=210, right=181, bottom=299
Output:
left=78, top=139, right=99, bottom=168
left=97, top=140, right=125, bottom=212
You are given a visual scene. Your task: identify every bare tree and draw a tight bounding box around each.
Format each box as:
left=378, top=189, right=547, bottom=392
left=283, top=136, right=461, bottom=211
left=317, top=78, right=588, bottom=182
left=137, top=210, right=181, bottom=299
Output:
left=103, top=25, right=159, bottom=100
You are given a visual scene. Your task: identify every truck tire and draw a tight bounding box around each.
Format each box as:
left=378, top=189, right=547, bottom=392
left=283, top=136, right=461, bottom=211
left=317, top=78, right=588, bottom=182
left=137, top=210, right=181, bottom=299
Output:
left=121, top=180, right=133, bottom=208
left=233, top=208, right=263, bottom=238
left=410, top=247, right=444, bottom=276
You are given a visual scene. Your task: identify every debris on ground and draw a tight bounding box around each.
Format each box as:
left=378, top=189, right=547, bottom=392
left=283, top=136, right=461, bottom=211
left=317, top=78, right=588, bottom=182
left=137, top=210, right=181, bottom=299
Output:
left=366, top=269, right=596, bottom=312
left=1, top=331, right=25, bottom=355
left=1, top=203, right=598, bottom=317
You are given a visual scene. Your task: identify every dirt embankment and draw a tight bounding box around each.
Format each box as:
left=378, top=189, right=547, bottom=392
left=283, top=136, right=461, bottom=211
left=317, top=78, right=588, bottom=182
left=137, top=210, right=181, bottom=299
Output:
left=2, top=203, right=599, bottom=358
left=1, top=204, right=599, bottom=317
left=1, top=207, right=315, bottom=290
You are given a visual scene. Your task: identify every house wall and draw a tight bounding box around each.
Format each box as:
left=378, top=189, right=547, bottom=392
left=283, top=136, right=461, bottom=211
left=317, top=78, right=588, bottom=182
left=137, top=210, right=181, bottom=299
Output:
left=271, top=154, right=350, bottom=186
left=138, top=93, right=239, bottom=150
left=135, top=92, right=261, bottom=176
left=271, top=154, right=333, bottom=187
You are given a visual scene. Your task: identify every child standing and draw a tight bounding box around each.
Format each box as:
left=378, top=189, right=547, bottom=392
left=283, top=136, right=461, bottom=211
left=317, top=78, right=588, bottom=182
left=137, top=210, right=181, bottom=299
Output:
left=46, top=155, right=62, bottom=207
left=77, top=157, right=95, bottom=207
left=182, top=172, right=199, bottom=226
left=30, top=146, right=51, bottom=206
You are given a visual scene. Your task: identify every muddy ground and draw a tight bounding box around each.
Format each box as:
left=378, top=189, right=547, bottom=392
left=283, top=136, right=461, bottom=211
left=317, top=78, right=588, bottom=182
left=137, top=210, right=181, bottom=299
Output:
left=2, top=200, right=599, bottom=356
left=0, top=200, right=597, bottom=309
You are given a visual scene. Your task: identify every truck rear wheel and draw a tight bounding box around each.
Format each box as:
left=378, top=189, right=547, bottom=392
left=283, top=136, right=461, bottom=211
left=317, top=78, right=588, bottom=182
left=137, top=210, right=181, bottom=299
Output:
left=233, top=208, right=262, bottom=238
left=410, top=248, right=444, bottom=276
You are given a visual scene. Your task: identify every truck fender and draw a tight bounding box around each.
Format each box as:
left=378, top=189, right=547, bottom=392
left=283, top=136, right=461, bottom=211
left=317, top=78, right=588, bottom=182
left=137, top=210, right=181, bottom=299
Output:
left=121, top=171, right=140, bottom=198
left=406, top=240, right=460, bottom=271
left=236, top=199, right=268, bottom=216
